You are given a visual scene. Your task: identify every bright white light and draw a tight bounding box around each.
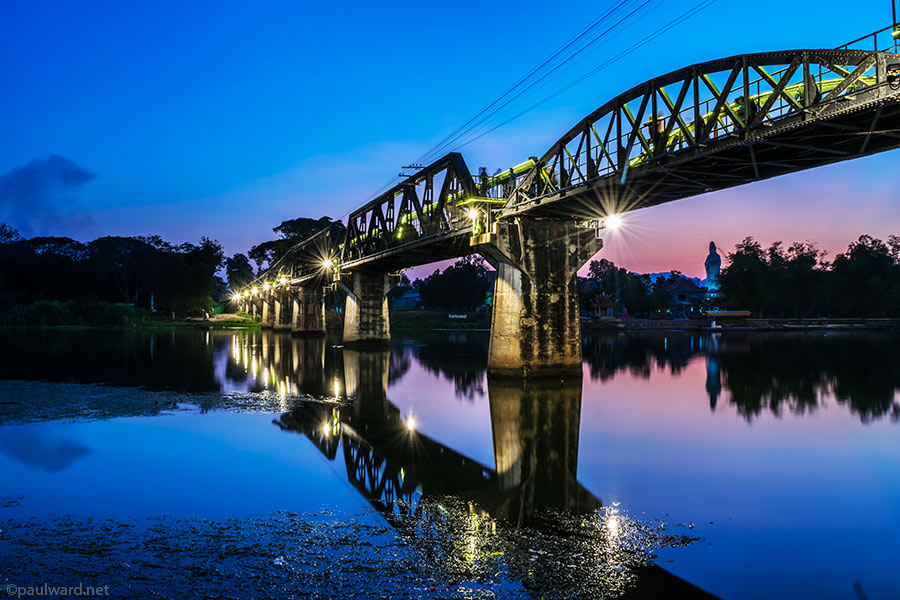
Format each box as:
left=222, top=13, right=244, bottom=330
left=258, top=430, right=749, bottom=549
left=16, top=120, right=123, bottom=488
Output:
left=321, top=422, right=330, bottom=437
left=604, top=214, right=623, bottom=230
left=607, top=515, right=619, bottom=537
left=406, top=416, right=416, bottom=432
left=323, top=258, right=334, bottom=269
left=466, top=208, right=479, bottom=220
left=262, top=282, right=271, bottom=291
left=279, top=276, right=288, bottom=285
left=332, top=378, right=340, bottom=397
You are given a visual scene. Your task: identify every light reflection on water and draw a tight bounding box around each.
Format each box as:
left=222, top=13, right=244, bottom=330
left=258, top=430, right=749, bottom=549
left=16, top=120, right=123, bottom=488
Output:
left=0, top=329, right=899, bottom=599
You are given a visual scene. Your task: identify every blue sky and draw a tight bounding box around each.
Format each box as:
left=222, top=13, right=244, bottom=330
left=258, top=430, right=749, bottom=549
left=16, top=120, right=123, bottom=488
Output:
left=1, top=0, right=898, bottom=276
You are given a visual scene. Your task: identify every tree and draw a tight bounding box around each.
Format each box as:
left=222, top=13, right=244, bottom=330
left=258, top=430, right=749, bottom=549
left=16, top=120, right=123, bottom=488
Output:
left=586, top=258, right=654, bottom=316
left=719, top=237, right=767, bottom=315
left=416, top=256, right=491, bottom=310
left=784, top=241, right=826, bottom=316
left=719, top=235, right=897, bottom=318
left=0, top=223, right=20, bottom=244
left=87, top=236, right=159, bottom=305
left=249, top=216, right=345, bottom=272
left=225, top=253, right=254, bottom=290
left=830, top=235, right=899, bottom=317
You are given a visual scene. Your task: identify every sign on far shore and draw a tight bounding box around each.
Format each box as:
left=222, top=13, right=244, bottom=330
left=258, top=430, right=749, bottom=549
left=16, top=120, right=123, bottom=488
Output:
left=448, top=314, right=467, bottom=319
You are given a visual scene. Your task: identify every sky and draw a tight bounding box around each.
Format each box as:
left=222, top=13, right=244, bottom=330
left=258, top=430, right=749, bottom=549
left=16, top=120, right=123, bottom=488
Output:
left=1, top=0, right=898, bottom=279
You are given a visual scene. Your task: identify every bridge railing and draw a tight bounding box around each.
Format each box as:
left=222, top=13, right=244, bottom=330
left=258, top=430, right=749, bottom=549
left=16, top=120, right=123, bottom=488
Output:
left=837, top=22, right=900, bottom=54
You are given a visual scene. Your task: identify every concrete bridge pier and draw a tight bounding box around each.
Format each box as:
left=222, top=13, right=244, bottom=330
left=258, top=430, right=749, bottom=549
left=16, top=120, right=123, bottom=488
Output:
left=342, top=271, right=396, bottom=348
left=248, top=295, right=261, bottom=322
left=291, top=286, right=326, bottom=336
left=274, top=290, right=292, bottom=331
left=478, top=217, right=603, bottom=379
left=261, top=293, right=276, bottom=329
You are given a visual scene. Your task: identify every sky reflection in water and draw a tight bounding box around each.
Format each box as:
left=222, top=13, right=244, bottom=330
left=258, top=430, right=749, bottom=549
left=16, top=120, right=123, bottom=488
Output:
left=0, top=329, right=898, bottom=599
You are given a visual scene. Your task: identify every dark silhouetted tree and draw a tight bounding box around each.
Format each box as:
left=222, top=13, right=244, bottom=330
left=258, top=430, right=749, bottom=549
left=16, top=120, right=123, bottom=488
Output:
left=416, top=256, right=491, bottom=310
left=226, top=253, right=254, bottom=290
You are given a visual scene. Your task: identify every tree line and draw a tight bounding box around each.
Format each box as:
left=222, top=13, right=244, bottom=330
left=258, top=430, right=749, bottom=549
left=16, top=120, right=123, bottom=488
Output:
left=390, top=255, right=493, bottom=311
left=719, top=235, right=900, bottom=317
left=382, top=233, right=900, bottom=319
left=0, top=223, right=225, bottom=323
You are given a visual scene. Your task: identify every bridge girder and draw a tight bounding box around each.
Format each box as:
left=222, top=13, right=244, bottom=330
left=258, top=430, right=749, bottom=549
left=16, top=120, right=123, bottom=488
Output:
left=340, top=153, right=478, bottom=269
left=502, top=48, right=900, bottom=218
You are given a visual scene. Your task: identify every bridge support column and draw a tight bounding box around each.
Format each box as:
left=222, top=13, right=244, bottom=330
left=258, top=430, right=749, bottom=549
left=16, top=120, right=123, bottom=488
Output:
left=292, top=286, right=326, bottom=336
left=261, top=294, right=276, bottom=329
left=342, top=272, right=394, bottom=348
left=274, top=291, right=292, bottom=331
left=478, top=217, right=602, bottom=378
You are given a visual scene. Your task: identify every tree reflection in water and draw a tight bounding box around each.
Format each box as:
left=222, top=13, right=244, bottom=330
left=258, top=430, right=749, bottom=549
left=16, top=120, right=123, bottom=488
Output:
left=582, top=332, right=900, bottom=422
left=1, top=329, right=896, bottom=425
left=393, top=333, right=489, bottom=401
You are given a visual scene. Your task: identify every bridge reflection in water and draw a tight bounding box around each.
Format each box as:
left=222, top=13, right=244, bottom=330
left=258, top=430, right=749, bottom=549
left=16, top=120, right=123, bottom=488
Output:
left=229, top=330, right=717, bottom=598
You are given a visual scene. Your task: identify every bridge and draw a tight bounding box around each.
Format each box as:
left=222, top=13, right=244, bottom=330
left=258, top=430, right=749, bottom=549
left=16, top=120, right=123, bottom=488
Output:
left=234, top=25, right=900, bottom=378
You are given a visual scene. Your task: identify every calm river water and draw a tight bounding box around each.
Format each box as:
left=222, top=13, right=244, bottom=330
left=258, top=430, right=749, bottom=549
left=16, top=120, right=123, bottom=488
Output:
left=0, top=328, right=898, bottom=599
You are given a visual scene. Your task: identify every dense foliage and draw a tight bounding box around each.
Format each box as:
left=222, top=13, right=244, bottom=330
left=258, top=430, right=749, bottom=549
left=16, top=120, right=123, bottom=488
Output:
left=225, top=253, right=254, bottom=290
left=0, top=223, right=225, bottom=319
left=248, top=216, right=345, bottom=273
left=583, top=258, right=677, bottom=317
left=719, top=235, right=900, bottom=317
left=414, top=256, right=492, bottom=310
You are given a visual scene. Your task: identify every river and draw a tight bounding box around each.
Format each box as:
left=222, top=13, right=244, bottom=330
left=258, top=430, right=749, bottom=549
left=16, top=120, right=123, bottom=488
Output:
left=1, top=328, right=897, bottom=599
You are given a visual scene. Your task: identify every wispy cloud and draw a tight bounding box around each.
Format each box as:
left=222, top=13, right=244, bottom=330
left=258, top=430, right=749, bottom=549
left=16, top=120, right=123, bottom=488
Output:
left=0, top=155, right=96, bottom=237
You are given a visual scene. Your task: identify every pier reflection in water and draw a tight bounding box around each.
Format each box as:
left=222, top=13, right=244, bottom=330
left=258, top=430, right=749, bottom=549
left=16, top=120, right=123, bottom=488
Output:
left=229, top=331, right=714, bottom=598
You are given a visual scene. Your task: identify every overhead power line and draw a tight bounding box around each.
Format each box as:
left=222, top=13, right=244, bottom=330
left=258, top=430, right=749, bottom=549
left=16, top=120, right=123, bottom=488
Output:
left=413, top=0, right=717, bottom=167
left=456, top=0, right=719, bottom=151
left=415, top=0, right=658, bottom=166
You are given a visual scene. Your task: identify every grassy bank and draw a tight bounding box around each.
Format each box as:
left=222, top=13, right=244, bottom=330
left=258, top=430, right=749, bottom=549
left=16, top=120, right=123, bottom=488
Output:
left=0, top=300, right=258, bottom=330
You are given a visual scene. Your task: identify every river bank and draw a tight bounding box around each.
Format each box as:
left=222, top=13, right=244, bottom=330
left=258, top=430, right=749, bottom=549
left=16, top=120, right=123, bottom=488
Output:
left=0, top=308, right=258, bottom=330
left=582, top=317, right=900, bottom=332
left=387, top=311, right=900, bottom=333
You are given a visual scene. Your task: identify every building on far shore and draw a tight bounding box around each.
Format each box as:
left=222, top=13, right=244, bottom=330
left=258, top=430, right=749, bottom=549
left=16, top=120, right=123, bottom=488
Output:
left=390, top=289, right=423, bottom=310
left=666, top=275, right=708, bottom=318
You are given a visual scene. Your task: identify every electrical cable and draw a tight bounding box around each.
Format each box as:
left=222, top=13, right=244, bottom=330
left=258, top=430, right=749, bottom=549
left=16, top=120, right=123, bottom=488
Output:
left=416, top=0, right=656, bottom=164
left=458, top=0, right=718, bottom=150
left=414, top=0, right=637, bottom=161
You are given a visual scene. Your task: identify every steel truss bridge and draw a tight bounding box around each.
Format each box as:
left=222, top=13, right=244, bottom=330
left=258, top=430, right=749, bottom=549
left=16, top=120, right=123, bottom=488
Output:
left=237, top=25, right=900, bottom=290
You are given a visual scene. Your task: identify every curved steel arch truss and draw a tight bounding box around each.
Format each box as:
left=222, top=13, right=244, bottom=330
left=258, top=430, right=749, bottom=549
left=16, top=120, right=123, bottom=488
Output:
left=503, top=48, right=900, bottom=218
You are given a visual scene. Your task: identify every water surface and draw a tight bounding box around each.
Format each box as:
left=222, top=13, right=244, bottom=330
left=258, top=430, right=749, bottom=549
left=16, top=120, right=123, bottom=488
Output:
left=1, top=329, right=897, bottom=599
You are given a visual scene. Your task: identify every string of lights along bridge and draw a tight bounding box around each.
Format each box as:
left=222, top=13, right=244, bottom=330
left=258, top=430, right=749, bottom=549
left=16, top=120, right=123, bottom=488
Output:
left=233, top=20, right=900, bottom=380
